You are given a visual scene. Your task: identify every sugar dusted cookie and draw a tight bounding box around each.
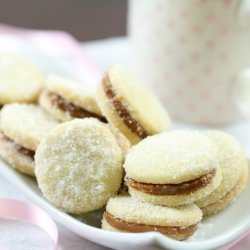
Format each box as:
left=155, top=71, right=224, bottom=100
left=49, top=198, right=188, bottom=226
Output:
left=201, top=163, right=248, bottom=216
left=0, top=129, right=35, bottom=176
left=0, top=103, right=58, bottom=176
left=124, top=131, right=222, bottom=206
left=102, top=196, right=202, bottom=240
left=96, top=65, right=171, bottom=144
left=195, top=131, right=249, bottom=216
left=0, top=51, right=44, bottom=104
left=39, top=75, right=106, bottom=122
left=35, top=118, right=123, bottom=214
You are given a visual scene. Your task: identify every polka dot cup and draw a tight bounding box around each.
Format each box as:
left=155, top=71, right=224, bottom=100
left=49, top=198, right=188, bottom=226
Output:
left=129, top=0, right=250, bottom=124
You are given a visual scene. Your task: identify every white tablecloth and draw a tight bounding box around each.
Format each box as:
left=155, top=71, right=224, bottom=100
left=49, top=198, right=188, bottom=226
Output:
left=0, top=37, right=250, bottom=250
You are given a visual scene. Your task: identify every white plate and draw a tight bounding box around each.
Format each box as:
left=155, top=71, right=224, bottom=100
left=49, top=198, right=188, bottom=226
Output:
left=0, top=159, right=249, bottom=250
left=0, top=35, right=250, bottom=250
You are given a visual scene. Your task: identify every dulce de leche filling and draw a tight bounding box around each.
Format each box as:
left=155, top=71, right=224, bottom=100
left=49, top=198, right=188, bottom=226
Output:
left=126, top=169, right=216, bottom=195
left=102, top=74, right=148, bottom=139
left=104, top=212, right=198, bottom=238
left=48, top=92, right=106, bottom=122
left=0, top=130, right=35, bottom=159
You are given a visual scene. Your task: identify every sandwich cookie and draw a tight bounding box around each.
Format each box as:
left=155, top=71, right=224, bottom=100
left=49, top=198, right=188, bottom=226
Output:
left=96, top=65, right=171, bottom=144
left=39, top=75, right=106, bottom=122
left=102, top=196, right=202, bottom=240
left=124, top=131, right=222, bottom=207
left=195, top=131, right=249, bottom=216
left=0, top=51, right=44, bottom=105
left=0, top=103, right=58, bottom=176
left=35, top=118, right=123, bottom=214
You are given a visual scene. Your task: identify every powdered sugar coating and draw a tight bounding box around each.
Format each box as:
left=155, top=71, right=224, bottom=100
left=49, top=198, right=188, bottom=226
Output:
left=0, top=130, right=35, bottom=176
left=1, top=104, right=59, bottom=151
left=35, top=118, right=123, bottom=214
left=128, top=168, right=222, bottom=207
left=105, top=196, right=202, bottom=227
left=96, top=65, right=171, bottom=144
left=0, top=51, right=44, bottom=104
left=45, top=74, right=101, bottom=115
left=124, top=131, right=220, bottom=184
left=201, top=163, right=248, bottom=216
left=196, top=131, right=248, bottom=208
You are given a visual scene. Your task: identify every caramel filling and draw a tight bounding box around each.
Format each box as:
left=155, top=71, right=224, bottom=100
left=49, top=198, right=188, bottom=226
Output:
left=0, top=130, right=35, bottom=159
left=104, top=212, right=198, bottom=238
left=126, top=169, right=216, bottom=195
left=48, top=92, right=106, bottom=122
left=102, top=74, right=148, bottom=139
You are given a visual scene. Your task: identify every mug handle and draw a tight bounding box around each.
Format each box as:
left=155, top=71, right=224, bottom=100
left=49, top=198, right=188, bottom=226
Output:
left=238, top=0, right=250, bottom=27
left=230, top=69, right=250, bottom=117
left=231, top=1, right=250, bottom=117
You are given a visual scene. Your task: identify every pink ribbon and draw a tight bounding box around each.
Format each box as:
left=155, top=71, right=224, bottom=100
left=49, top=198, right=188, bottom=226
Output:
left=0, top=199, right=58, bottom=250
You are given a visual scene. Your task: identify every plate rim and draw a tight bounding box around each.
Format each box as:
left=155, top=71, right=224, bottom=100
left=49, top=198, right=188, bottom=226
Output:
left=0, top=159, right=249, bottom=250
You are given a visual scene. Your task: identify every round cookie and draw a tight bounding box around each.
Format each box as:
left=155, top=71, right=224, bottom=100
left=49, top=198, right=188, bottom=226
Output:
left=1, top=103, right=59, bottom=151
left=0, top=51, right=44, bottom=104
left=195, top=131, right=249, bottom=215
left=0, top=104, right=58, bottom=176
left=35, top=118, right=123, bottom=214
left=96, top=65, right=171, bottom=144
left=102, top=196, right=202, bottom=240
left=124, top=130, right=222, bottom=206
left=0, top=130, right=34, bottom=176
left=39, top=75, right=105, bottom=122
left=201, top=163, right=248, bottom=216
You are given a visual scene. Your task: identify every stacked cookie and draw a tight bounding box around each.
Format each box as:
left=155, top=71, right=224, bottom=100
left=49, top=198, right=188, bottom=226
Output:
left=33, top=64, right=172, bottom=213
left=0, top=51, right=248, bottom=241
left=0, top=52, right=59, bottom=176
left=102, top=130, right=248, bottom=240
left=102, top=131, right=217, bottom=239
left=195, top=131, right=249, bottom=216
left=0, top=53, right=171, bottom=212
left=0, top=104, right=58, bottom=176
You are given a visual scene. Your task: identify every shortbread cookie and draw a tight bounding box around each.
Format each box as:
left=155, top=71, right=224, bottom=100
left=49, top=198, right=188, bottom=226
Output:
left=201, top=163, right=248, bottom=216
left=195, top=131, right=249, bottom=216
left=0, top=104, right=58, bottom=176
left=96, top=65, right=171, bottom=144
left=39, top=75, right=106, bottom=122
left=0, top=51, right=44, bottom=104
left=0, top=130, right=35, bottom=176
left=35, top=118, right=123, bottom=214
left=124, top=131, right=222, bottom=206
left=102, top=196, right=202, bottom=240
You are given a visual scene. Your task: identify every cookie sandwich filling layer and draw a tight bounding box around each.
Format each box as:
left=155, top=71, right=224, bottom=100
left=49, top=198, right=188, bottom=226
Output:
left=126, top=169, right=216, bottom=195
left=102, top=74, right=148, bottom=139
left=103, top=212, right=198, bottom=238
left=46, top=91, right=106, bottom=122
left=0, top=130, right=35, bottom=159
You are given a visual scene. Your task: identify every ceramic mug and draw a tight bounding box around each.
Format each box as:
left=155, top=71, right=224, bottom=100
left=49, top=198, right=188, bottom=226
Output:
left=129, top=0, right=250, bottom=124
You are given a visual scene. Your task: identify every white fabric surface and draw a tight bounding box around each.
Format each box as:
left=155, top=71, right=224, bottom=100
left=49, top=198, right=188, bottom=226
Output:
left=0, top=37, right=249, bottom=250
